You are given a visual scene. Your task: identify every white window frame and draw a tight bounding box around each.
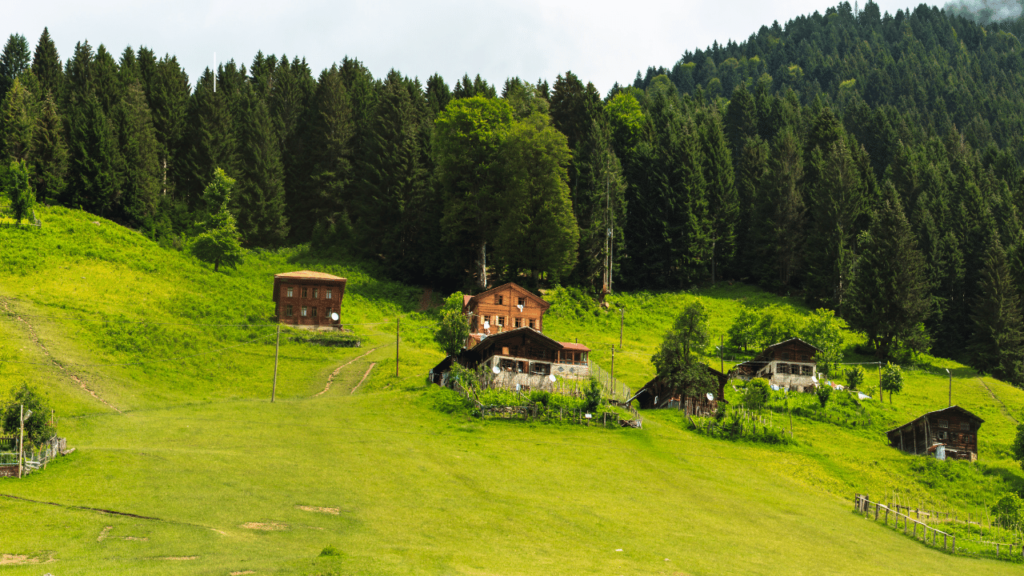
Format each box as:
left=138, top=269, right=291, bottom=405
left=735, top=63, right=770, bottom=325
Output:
left=286, top=287, right=294, bottom=298
left=301, top=306, right=308, bottom=317
left=326, top=289, right=333, bottom=299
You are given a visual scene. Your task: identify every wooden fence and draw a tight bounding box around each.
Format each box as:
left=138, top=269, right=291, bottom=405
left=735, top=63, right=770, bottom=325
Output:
left=0, top=209, right=42, bottom=228
left=854, top=495, right=1024, bottom=561
left=0, top=436, right=73, bottom=478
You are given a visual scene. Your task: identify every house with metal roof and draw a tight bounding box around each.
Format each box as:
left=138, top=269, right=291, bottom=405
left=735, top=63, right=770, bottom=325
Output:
left=731, top=337, right=820, bottom=392
left=272, top=270, right=347, bottom=329
left=885, top=406, right=984, bottom=461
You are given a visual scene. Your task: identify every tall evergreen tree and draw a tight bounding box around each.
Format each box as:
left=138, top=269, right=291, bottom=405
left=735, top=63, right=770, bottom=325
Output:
left=304, top=65, right=355, bottom=242
left=113, top=82, right=161, bottom=230
left=425, top=73, right=451, bottom=117
left=846, top=182, right=932, bottom=359
left=138, top=51, right=189, bottom=197
left=234, top=85, right=288, bottom=246
left=29, top=94, right=68, bottom=204
left=178, top=69, right=238, bottom=209
left=0, top=78, right=36, bottom=162
left=31, top=28, right=62, bottom=98
left=969, top=237, right=1024, bottom=383
left=696, top=105, right=738, bottom=284
left=754, top=128, right=804, bottom=290
left=0, top=34, right=31, bottom=101
left=63, top=93, right=123, bottom=215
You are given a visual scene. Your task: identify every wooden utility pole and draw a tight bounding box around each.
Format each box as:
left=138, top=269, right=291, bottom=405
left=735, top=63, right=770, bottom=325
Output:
left=396, top=317, right=401, bottom=377
left=947, top=369, right=952, bottom=407
left=18, top=404, right=24, bottom=479
left=610, top=347, right=615, bottom=393
left=720, top=335, right=724, bottom=374
left=619, top=308, right=624, bottom=351
left=271, top=323, right=280, bottom=403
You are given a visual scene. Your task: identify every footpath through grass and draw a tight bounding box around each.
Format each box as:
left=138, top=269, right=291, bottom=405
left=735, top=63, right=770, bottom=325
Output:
left=0, top=206, right=1022, bottom=574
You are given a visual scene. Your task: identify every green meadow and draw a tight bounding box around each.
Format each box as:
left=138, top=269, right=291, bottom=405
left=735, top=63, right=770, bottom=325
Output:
left=1, top=205, right=1023, bottom=575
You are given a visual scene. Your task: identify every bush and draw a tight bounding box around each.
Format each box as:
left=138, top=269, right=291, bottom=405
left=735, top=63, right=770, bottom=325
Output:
left=845, top=365, right=865, bottom=391
left=744, top=378, right=771, bottom=410
left=816, top=384, right=832, bottom=409
left=1, top=383, right=55, bottom=444
left=992, top=493, right=1024, bottom=530
left=529, top=390, right=551, bottom=406
left=583, top=378, right=602, bottom=412
left=319, top=545, right=343, bottom=557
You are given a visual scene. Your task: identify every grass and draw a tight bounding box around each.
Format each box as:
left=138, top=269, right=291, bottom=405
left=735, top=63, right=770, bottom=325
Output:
left=0, top=205, right=1023, bottom=574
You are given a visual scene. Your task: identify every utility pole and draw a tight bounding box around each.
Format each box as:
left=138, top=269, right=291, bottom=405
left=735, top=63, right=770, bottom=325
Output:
left=610, top=346, right=615, bottom=393
left=619, top=307, right=624, bottom=351
left=946, top=368, right=952, bottom=407
left=18, top=404, right=24, bottom=479
left=271, top=323, right=280, bottom=403
left=720, top=335, right=724, bottom=374
left=396, top=317, right=401, bottom=377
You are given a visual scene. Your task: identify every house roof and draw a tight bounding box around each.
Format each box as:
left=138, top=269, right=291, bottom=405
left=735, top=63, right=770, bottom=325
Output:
left=629, top=365, right=728, bottom=404
left=463, top=294, right=473, bottom=308
left=884, top=405, right=985, bottom=436
left=472, top=326, right=562, bottom=350
left=560, top=342, right=591, bottom=352
left=464, top=282, right=550, bottom=310
left=764, top=337, right=821, bottom=352
left=274, top=270, right=346, bottom=281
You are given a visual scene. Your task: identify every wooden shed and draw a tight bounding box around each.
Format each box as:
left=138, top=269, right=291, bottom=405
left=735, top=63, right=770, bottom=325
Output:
left=732, top=337, right=820, bottom=392
left=273, top=270, right=347, bottom=328
left=630, top=365, right=728, bottom=415
left=885, top=406, right=983, bottom=461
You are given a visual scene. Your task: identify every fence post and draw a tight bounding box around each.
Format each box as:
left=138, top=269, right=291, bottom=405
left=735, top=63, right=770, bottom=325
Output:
left=952, top=535, right=955, bottom=554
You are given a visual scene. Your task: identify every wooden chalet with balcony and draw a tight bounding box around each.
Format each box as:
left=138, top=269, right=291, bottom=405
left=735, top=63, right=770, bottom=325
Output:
left=273, top=270, right=346, bottom=329
left=463, top=282, right=550, bottom=336
left=885, top=406, right=983, bottom=462
left=731, top=337, right=820, bottom=392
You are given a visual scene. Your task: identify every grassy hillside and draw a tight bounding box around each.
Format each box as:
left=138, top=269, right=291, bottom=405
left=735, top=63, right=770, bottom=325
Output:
left=1, top=206, right=1023, bottom=575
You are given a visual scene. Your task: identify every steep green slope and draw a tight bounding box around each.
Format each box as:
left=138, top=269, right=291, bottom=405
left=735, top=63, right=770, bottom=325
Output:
left=0, top=207, right=1022, bottom=575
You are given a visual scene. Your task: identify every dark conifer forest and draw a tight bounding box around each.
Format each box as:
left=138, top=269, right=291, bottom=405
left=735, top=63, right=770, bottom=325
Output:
left=5, top=1, right=1024, bottom=380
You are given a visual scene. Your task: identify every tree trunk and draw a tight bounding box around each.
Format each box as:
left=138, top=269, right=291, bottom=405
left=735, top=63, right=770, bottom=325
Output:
left=214, top=258, right=220, bottom=272
left=480, top=241, right=488, bottom=289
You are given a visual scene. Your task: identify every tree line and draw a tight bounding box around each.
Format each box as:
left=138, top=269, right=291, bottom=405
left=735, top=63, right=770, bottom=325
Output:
left=4, top=1, right=1024, bottom=382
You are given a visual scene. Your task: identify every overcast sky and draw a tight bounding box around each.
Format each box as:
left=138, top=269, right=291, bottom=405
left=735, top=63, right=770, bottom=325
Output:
left=5, top=0, right=934, bottom=95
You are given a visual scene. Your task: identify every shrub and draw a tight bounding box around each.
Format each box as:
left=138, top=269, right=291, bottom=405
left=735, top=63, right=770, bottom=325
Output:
left=583, top=378, right=602, bottom=412
left=1, top=383, right=55, bottom=444
left=845, top=365, right=865, bottom=391
left=319, top=545, right=343, bottom=557
left=744, top=378, right=771, bottom=410
left=529, top=390, right=551, bottom=406
left=816, top=384, right=832, bottom=409
left=992, top=493, right=1024, bottom=530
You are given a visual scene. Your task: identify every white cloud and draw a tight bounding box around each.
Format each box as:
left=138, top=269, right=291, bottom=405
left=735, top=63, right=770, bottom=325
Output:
left=4, top=0, right=929, bottom=94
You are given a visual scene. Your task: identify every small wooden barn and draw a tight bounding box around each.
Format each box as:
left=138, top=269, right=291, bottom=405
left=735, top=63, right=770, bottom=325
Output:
left=731, top=337, right=819, bottom=392
left=630, top=365, right=729, bottom=415
left=885, top=406, right=984, bottom=461
left=273, top=270, right=347, bottom=328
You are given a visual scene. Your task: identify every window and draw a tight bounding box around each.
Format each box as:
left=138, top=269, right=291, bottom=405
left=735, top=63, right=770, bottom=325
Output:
left=801, top=365, right=813, bottom=376
left=286, top=305, right=293, bottom=316
left=312, top=306, right=317, bottom=317
left=939, top=430, right=948, bottom=440
left=496, top=295, right=504, bottom=305
left=960, top=422, right=971, bottom=431
left=529, top=319, right=535, bottom=329
left=518, top=297, right=525, bottom=307
left=326, top=288, right=333, bottom=299
left=777, top=364, right=790, bottom=375
left=302, top=287, right=308, bottom=298
left=325, top=307, right=331, bottom=317
left=301, top=306, right=308, bottom=317
left=938, top=419, right=948, bottom=429
left=313, top=288, right=319, bottom=298
left=497, top=316, right=505, bottom=326
left=287, top=287, right=294, bottom=298
left=514, top=317, right=522, bottom=328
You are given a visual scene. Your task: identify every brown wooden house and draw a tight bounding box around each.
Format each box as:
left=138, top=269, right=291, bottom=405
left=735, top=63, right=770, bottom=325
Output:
left=630, top=366, right=728, bottom=415
left=273, top=270, right=347, bottom=328
left=885, top=406, right=983, bottom=461
left=463, top=282, right=550, bottom=336
left=732, top=337, right=820, bottom=392
left=431, top=327, right=590, bottom=390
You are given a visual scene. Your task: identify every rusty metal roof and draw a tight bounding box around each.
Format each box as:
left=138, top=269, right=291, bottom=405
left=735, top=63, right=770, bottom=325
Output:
left=274, top=270, right=346, bottom=281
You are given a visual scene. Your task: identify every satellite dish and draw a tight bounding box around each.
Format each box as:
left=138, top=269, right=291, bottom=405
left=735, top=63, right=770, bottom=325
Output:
left=23, top=410, right=32, bottom=422
left=706, top=393, right=714, bottom=401
left=517, top=304, right=523, bottom=311
left=492, top=366, right=500, bottom=375
left=331, top=312, right=339, bottom=321
left=483, top=321, right=490, bottom=329
left=811, top=375, right=818, bottom=383
left=548, top=374, right=556, bottom=382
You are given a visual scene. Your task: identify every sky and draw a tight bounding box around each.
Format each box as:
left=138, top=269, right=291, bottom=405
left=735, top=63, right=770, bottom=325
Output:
left=3, top=0, right=936, bottom=95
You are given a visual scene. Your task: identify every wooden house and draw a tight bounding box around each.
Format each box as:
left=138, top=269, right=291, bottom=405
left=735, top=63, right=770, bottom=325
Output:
left=630, top=366, right=728, bottom=415
left=885, top=406, right=983, bottom=461
left=273, top=270, right=346, bottom=328
left=432, top=327, right=591, bottom=391
left=463, top=282, right=550, bottom=336
left=731, top=337, right=819, bottom=392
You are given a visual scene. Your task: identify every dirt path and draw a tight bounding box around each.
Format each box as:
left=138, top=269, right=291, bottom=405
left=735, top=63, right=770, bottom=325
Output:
left=0, top=297, right=121, bottom=413
left=314, top=347, right=380, bottom=397
left=976, top=377, right=1018, bottom=424
left=418, top=288, right=433, bottom=311
left=350, top=363, right=377, bottom=395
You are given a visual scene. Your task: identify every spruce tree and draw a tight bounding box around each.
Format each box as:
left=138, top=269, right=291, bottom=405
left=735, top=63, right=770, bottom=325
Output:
left=697, top=105, right=738, bottom=284
left=969, top=237, right=1024, bottom=383
left=139, top=52, right=188, bottom=197
left=29, top=94, right=68, bottom=204
left=754, top=128, right=804, bottom=290
left=178, top=69, right=238, bottom=209
left=234, top=85, right=287, bottom=246
left=31, top=28, right=62, bottom=98
left=190, top=168, right=244, bottom=272
left=846, top=182, right=932, bottom=359
left=63, top=94, right=123, bottom=216
left=114, top=82, right=161, bottom=230
left=0, top=34, right=31, bottom=101
left=304, top=65, right=355, bottom=242
left=733, top=134, right=769, bottom=278
left=4, top=159, right=33, bottom=222
left=0, top=78, right=36, bottom=162
left=425, top=74, right=451, bottom=117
